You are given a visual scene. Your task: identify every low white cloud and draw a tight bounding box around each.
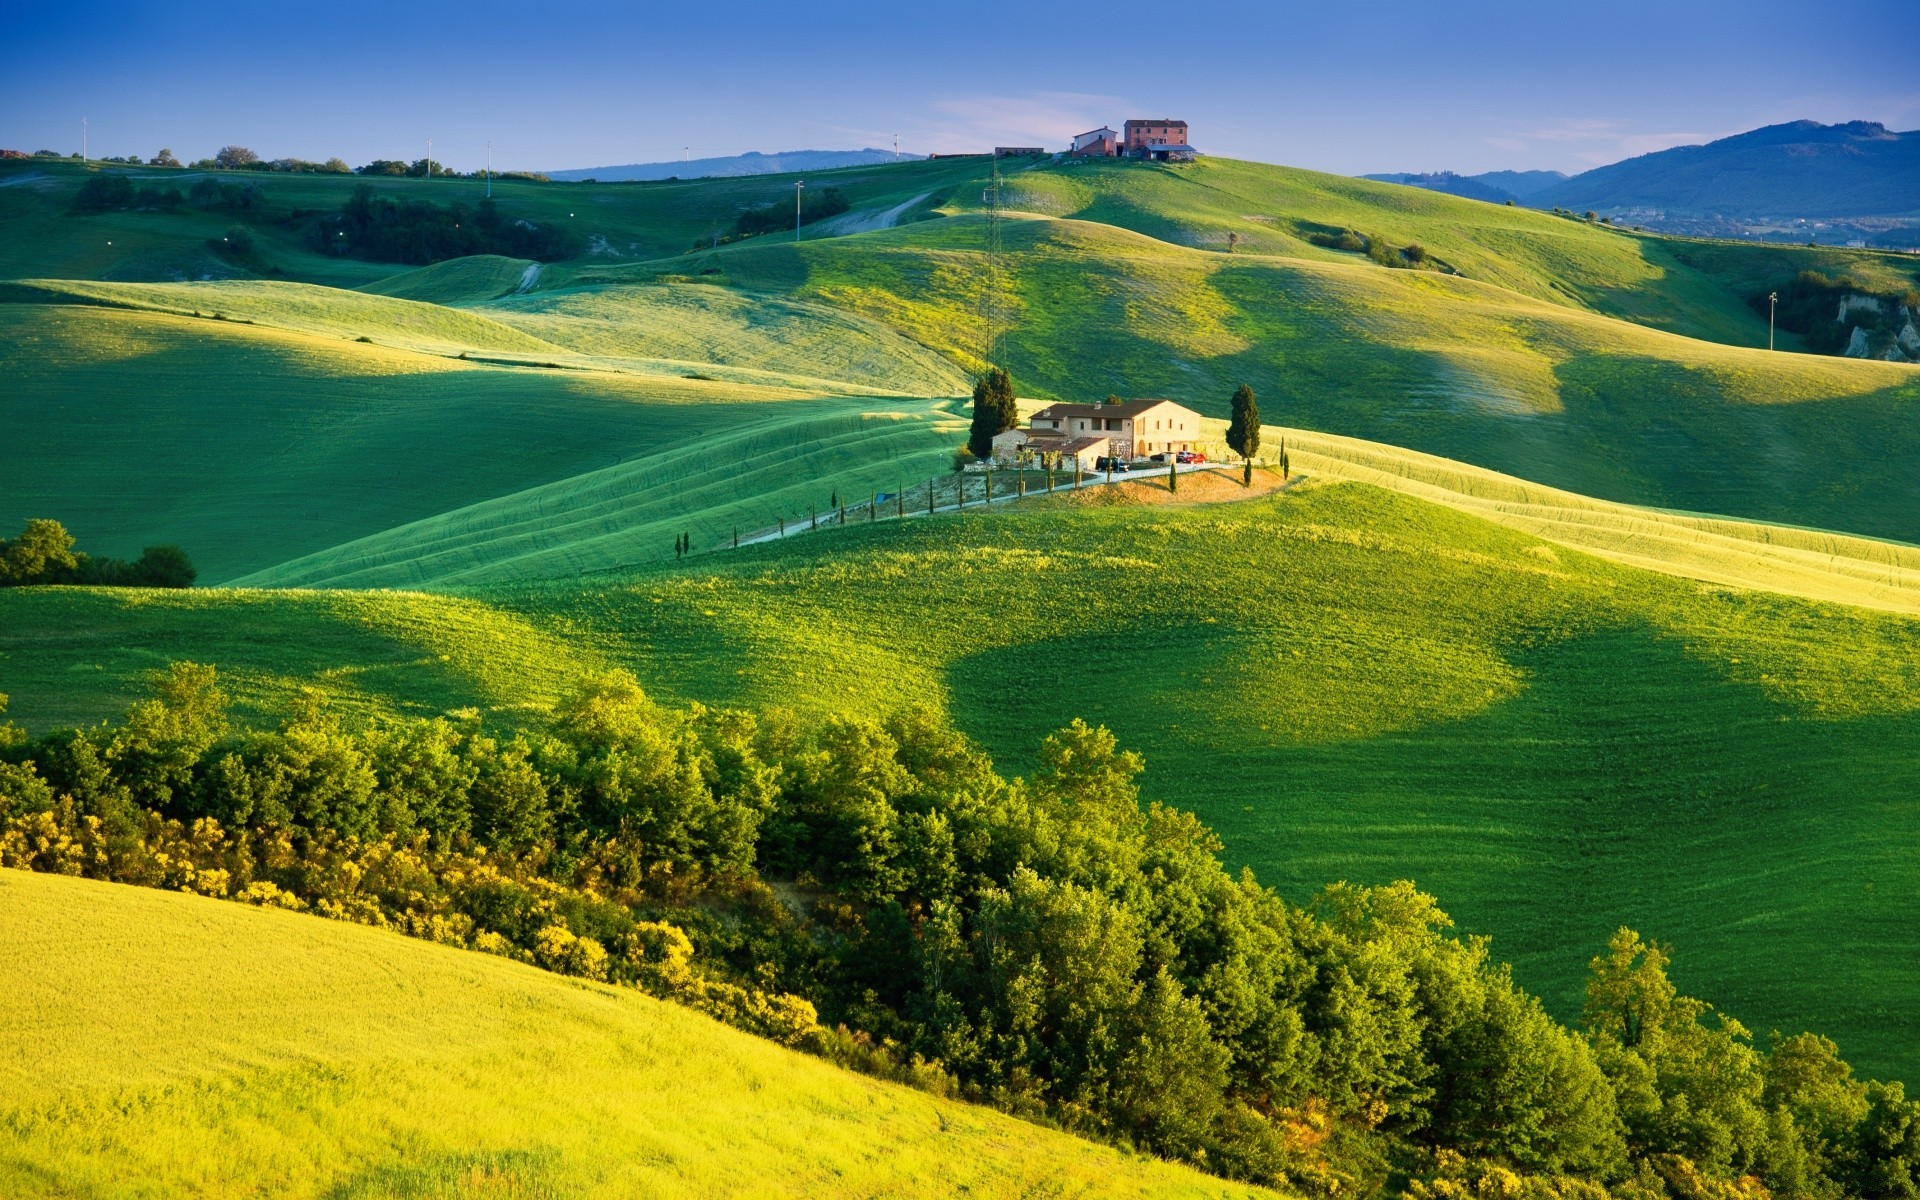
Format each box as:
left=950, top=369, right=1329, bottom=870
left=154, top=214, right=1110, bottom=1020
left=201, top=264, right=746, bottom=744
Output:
left=887, top=90, right=1132, bottom=155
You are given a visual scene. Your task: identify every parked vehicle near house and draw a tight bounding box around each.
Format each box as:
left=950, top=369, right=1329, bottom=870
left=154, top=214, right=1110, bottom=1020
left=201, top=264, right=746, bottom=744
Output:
left=1177, top=450, right=1206, bottom=463
left=1095, top=457, right=1132, bottom=472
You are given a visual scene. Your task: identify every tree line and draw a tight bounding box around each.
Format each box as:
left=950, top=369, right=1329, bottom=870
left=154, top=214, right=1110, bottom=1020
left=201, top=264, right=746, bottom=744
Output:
left=315, top=185, right=582, bottom=265
left=2, top=663, right=1915, bottom=1199
left=0, top=519, right=193, bottom=588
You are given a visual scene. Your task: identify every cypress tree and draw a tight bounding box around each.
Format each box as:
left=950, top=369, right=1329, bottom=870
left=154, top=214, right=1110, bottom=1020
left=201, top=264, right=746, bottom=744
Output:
left=1168, top=457, right=1178, bottom=494
left=1227, top=384, right=1260, bottom=487
left=968, top=367, right=1018, bottom=459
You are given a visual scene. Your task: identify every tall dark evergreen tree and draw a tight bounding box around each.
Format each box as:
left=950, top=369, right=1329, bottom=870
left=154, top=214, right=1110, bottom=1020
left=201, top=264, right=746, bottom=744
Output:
left=1226, top=384, right=1260, bottom=485
left=968, top=367, right=1018, bottom=459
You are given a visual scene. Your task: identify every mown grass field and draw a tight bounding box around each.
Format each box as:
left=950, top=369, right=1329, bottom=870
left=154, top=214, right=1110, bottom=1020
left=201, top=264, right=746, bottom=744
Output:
left=0, top=870, right=1277, bottom=1199
left=6, top=477, right=1918, bottom=1085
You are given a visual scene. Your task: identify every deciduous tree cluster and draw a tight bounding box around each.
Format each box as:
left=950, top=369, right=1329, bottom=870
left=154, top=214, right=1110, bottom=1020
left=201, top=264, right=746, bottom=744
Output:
left=1, top=667, right=1914, bottom=1199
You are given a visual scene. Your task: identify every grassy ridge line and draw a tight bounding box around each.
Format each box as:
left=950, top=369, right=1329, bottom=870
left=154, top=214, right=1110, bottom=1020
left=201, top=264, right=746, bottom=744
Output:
left=230, top=402, right=969, bottom=588
left=1254, top=422, right=1920, bottom=615
left=0, top=871, right=1272, bottom=1200
left=3, top=276, right=960, bottom=394
left=478, top=280, right=970, bottom=396
left=356, top=253, right=541, bottom=303
left=6, top=275, right=563, bottom=357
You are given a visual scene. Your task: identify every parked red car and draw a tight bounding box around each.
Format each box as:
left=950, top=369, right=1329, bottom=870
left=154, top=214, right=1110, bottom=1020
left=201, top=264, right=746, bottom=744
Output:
left=1176, top=450, right=1206, bottom=464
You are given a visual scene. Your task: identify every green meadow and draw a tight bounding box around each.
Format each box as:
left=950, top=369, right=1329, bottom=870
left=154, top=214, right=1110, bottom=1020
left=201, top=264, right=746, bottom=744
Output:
left=6, top=474, right=1919, bottom=1083
left=0, top=870, right=1276, bottom=1199
left=5, top=147, right=1920, bottom=1188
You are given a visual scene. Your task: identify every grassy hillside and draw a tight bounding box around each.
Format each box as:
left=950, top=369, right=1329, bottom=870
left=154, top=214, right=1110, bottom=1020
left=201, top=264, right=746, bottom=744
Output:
left=9, top=152, right=1917, bottom=568
left=0, top=870, right=1276, bottom=1199
left=637, top=213, right=1920, bottom=542
left=0, top=301, right=962, bottom=583
left=5, top=476, right=1918, bottom=1083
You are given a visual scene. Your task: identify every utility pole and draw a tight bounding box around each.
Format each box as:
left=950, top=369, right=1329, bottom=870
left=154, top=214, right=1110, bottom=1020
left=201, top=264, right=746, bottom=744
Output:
left=426, top=138, right=433, bottom=178
left=894, top=134, right=899, bottom=161
left=81, top=116, right=87, bottom=164
left=794, top=180, right=804, bottom=240
left=1768, top=291, right=1778, bottom=351
left=485, top=140, right=492, bottom=197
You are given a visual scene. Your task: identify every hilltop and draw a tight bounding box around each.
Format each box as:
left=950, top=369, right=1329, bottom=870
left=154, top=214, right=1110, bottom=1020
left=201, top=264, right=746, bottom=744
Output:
left=0, top=870, right=1274, bottom=1199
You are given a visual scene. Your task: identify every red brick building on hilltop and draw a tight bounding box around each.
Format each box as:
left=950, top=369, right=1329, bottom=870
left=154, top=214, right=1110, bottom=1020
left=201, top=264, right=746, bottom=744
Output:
left=1123, top=119, right=1194, bottom=161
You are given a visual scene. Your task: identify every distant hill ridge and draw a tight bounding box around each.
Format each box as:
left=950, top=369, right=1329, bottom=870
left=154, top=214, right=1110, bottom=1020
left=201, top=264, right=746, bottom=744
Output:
left=1366, top=121, right=1920, bottom=233
left=1360, top=169, right=1565, bottom=204
left=1534, top=120, right=1920, bottom=217
left=552, top=148, right=919, bottom=182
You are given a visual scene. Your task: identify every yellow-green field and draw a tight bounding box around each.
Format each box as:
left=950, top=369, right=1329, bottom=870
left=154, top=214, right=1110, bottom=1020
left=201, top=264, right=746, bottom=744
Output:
left=0, top=870, right=1275, bottom=1199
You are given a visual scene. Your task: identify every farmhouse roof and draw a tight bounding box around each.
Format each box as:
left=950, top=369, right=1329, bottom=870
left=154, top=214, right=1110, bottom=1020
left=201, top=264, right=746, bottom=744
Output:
left=1053, top=435, right=1111, bottom=453
left=1032, top=399, right=1186, bottom=420
left=1124, top=118, right=1189, bottom=128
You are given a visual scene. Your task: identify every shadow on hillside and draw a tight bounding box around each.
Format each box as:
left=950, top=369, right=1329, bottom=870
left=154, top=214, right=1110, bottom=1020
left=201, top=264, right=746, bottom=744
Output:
left=946, top=621, right=1920, bottom=1082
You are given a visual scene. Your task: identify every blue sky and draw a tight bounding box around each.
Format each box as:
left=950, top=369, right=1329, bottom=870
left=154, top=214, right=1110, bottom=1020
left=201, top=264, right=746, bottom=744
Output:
left=4, top=0, right=1914, bottom=176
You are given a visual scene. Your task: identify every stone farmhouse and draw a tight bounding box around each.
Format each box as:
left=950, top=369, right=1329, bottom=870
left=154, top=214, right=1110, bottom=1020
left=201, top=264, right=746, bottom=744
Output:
left=990, top=399, right=1204, bottom=468
left=1069, top=119, right=1196, bottom=161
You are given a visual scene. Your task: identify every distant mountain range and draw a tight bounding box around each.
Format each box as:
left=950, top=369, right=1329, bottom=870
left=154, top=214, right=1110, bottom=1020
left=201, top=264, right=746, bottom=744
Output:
left=1365, top=121, right=1920, bottom=247
left=551, top=148, right=918, bottom=182
left=1361, top=169, right=1565, bottom=204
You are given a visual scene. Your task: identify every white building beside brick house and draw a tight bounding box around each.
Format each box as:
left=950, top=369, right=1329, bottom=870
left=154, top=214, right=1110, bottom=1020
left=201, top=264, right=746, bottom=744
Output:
left=990, top=399, right=1202, bottom=465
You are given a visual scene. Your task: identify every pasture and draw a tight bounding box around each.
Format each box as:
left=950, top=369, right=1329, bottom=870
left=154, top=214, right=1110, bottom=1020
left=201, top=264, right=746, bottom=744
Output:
left=0, top=870, right=1276, bottom=1199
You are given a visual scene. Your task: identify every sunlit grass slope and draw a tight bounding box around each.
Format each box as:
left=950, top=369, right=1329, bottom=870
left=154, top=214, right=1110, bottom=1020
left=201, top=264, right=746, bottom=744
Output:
left=981, top=156, right=1919, bottom=344
left=5, top=480, right=1917, bottom=1083
left=232, top=400, right=969, bottom=588
left=358, top=253, right=541, bottom=303
left=0, top=871, right=1274, bottom=1200
left=639, top=213, right=1920, bottom=541
left=0, top=302, right=959, bottom=583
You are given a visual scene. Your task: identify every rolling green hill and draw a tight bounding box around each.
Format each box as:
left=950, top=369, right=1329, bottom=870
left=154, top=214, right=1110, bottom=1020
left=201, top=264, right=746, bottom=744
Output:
left=5, top=470, right=1918, bottom=1085
left=0, top=869, right=1276, bottom=1199
left=0, top=300, right=963, bottom=583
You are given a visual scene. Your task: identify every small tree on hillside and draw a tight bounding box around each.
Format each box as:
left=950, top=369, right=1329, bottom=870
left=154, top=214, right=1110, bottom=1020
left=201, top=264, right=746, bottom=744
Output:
left=1226, top=384, right=1260, bottom=486
left=213, top=145, right=259, bottom=170
left=0, top=519, right=77, bottom=585
left=150, top=148, right=181, bottom=167
left=968, top=367, right=1018, bottom=459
